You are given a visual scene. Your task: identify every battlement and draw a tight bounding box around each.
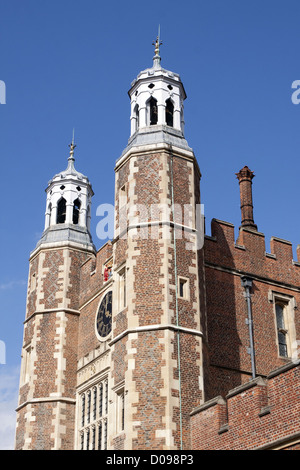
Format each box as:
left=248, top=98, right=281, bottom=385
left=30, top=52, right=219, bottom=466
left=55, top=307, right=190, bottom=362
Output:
left=190, top=361, right=300, bottom=450
left=79, top=241, right=113, bottom=307
left=204, top=219, right=300, bottom=287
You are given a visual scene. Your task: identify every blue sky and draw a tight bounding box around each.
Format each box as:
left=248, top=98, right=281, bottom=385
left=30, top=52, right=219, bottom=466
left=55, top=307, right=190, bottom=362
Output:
left=1, top=0, right=300, bottom=449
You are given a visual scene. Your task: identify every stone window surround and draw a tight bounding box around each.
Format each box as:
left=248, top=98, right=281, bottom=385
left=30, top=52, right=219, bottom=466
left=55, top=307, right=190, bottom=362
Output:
left=268, top=290, right=297, bottom=360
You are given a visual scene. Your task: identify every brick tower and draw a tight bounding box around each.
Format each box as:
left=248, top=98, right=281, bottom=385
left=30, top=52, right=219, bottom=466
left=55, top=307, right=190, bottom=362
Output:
left=15, top=39, right=206, bottom=451
left=108, top=37, right=205, bottom=450
left=15, top=141, right=96, bottom=450
left=14, top=37, right=300, bottom=453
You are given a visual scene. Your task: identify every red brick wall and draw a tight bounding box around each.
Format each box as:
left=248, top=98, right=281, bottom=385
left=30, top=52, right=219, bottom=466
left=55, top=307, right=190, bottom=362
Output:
left=16, top=246, right=92, bottom=450
left=111, top=149, right=203, bottom=450
left=77, top=242, right=113, bottom=360
left=191, top=362, right=300, bottom=450
left=204, top=219, right=300, bottom=400
left=16, top=309, right=80, bottom=450
left=79, top=242, right=112, bottom=307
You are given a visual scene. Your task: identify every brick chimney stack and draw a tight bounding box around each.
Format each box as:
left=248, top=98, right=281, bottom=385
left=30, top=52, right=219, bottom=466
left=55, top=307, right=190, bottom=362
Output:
left=236, top=166, right=257, bottom=230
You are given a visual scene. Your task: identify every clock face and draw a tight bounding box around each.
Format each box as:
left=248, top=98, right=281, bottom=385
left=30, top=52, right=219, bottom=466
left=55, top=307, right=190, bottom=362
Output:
left=96, top=291, right=112, bottom=339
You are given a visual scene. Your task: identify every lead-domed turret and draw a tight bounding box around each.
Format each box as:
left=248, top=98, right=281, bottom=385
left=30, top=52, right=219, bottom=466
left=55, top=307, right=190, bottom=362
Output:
left=121, top=34, right=192, bottom=157
left=34, top=139, right=95, bottom=253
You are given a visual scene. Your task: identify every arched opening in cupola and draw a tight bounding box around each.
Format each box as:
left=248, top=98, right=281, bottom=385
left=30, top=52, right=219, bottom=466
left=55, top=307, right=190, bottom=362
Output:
left=165, top=98, right=174, bottom=127
left=73, top=198, right=81, bottom=225
left=148, top=97, right=158, bottom=126
left=134, top=104, right=139, bottom=132
left=47, top=202, right=52, bottom=227
left=56, top=197, right=66, bottom=224
left=86, top=204, right=91, bottom=228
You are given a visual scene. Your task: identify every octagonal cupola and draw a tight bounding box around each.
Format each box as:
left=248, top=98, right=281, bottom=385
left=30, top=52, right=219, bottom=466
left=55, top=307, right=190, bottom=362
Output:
left=130, top=36, right=187, bottom=134
left=120, top=34, right=193, bottom=157
left=35, top=139, right=95, bottom=252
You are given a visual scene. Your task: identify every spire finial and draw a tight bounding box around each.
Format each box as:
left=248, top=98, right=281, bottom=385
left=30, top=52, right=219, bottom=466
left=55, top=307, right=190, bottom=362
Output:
left=68, top=128, right=76, bottom=161
left=152, top=25, right=162, bottom=68
left=153, top=25, right=162, bottom=56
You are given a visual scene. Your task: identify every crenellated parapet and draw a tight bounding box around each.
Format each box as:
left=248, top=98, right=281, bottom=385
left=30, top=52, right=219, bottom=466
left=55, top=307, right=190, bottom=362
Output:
left=204, top=219, right=300, bottom=287
left=191, top=361, right=300, bottom=450
left=202, top=165, right=300, bottom=399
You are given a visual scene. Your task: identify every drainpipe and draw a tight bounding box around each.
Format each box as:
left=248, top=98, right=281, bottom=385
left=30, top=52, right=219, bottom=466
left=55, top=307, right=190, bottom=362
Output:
left=241, top=276, right=256, bottom=379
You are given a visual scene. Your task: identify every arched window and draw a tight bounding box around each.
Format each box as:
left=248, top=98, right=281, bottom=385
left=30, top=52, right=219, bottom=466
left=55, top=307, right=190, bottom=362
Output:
left=86, top=204, right=91, bottom=226
left=56, top=198, right=66, bottom=224
left=165, top=98, right=174, bottom=127
left=73, top=198, right=81, bottom=225
left=46, top=202, right=52, bottom=228
left=134, top=104, right=139, bottom=131
left=148, top=97, right=158, bottom=125
left=275, top=304, right=288, bottom=357
left=180, top=105, right=184, bottom=132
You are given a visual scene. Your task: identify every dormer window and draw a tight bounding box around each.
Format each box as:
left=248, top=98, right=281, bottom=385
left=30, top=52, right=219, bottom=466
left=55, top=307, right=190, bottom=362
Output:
left=57, top=197, right=66, bottom=224
left=73, top=198, right=81, bottom=225
left=166, top=98, right=174, bottom=127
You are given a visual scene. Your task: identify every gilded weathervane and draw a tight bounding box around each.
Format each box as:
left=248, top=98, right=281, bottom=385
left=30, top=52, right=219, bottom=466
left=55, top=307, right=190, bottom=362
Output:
left=153, top=26, right=162, bottom=56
